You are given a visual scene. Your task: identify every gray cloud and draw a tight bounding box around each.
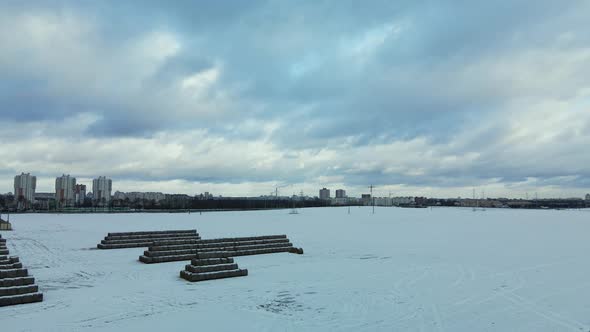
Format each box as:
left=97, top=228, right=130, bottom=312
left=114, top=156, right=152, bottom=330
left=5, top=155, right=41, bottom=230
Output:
left=0, top=1, right=589, bottom=197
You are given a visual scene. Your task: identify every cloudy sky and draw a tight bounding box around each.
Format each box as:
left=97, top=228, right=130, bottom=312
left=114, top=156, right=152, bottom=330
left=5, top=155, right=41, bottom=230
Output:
left=1, top=1, right=589, bottom=198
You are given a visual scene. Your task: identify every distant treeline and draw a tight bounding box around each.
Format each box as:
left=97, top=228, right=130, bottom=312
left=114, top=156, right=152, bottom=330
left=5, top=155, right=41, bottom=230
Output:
left=426, top=198, right=589, bottom=209
left=1, top=193, right=587, bottom=213
left=0, top=194, right=359, bottom=212
left=131, top=198, right=333, bottom=210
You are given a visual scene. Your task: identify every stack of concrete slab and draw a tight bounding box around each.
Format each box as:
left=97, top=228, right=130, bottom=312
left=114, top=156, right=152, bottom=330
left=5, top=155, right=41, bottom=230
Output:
left=97, top=230, right=200, bottom=249
left=180, top=251, right=248, bottom=282
left=139, top=235, right=304, bottom=264
left=0, top=234, right=43, bottom=307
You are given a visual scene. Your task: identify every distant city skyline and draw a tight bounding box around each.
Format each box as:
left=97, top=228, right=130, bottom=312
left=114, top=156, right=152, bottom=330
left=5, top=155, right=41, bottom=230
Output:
left=1, top=2, right=589, bottom=198
left=4, top=173, right=589, bottom=201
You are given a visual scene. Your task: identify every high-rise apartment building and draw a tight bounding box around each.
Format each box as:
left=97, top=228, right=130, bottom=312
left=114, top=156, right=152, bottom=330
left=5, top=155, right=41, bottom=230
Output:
left=335, top=189, right=346, bottom=198
left=93, top=176, right=112, bottom=205
left=55, top=174, right=76, bottom=207
left=75, top=184, right=87, bottom=205
left=14, top=173, right=37, bottom=209
left=319, top=188, right=330, bottom=200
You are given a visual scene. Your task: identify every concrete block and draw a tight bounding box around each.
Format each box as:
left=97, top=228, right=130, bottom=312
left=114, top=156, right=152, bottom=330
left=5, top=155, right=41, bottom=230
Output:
left=148, top=244, right=196, bottom=251
left=180, top=268, right=248, bottom=282
left=0, top=256, right=16, bottom=263
left=190, top=257, right=234, bottom=266
left=105, top=232, right=198, bottom=241
left=102, top=235, right=200, bottom=244
left=149, top=239, right=201, bottom=246
left=147, top=240, right=292, bottom=255
left=0, top=292, right=43, bottom=307
left=108, top=229, right=197, bottom=237
left=98, top=242, right=151, bottom=249
left=98, top=236, right=201, bottom=249
left=197, top=235, right=286, bottom=245
left=288, top=247, right=304, bottom=254
left=148, top=238, right=290, bottom=252
left=0, top=277, right=35, bottom=287
left=194, top=251, right=231, bottom=259
left=143, top=248, right=199, bottom=257
left=232, top=247, right=292, bottom=257
left=139, top=254, right=196, bottom=264
left=0, top=284, right=38, bottom=296
left=138, top=255, right=153, bottom=263
left=0, top=268, right=28, bottom=279
left=0, top=262, right=23, bottom=269
left=185, top=263, right=239, bottom=273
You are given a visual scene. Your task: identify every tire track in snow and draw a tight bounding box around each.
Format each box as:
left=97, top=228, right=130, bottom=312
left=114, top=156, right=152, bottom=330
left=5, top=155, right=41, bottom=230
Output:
left=499, top=291, right=587, bottom=331
left=445, top=271, right=527, bottom=320
left=431, top=303, right=445, bottom=332
left=450, top=264, right=466, bottom=288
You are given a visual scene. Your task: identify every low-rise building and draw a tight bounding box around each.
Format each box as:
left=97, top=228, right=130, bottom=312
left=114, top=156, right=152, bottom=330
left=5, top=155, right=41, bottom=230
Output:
left=392, top=196, right=415, bottom=206
left=34, top=193, right=56, bottom=210
left=114, top=191, right=167, bottom=203
left=374, top=197, right=393, bottom=206
left=331, top=197, right=350, bottom=205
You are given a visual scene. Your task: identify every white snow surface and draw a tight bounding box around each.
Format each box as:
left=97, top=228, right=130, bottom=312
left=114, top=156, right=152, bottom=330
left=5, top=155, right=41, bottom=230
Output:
left=1, top=207, right=590, bottom=331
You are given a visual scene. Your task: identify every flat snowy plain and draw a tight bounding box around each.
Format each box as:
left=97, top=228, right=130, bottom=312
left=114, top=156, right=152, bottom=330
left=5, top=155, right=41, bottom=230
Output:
left=1, top=207, right=590, bottom=331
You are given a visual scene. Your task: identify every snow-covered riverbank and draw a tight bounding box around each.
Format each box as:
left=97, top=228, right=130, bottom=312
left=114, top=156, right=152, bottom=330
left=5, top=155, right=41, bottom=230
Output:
left=1, top=207, right=589, bottom=331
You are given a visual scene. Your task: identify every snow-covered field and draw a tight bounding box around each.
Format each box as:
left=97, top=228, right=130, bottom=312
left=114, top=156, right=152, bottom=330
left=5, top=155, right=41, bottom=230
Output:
left=1, top=207, right=590, bottom=331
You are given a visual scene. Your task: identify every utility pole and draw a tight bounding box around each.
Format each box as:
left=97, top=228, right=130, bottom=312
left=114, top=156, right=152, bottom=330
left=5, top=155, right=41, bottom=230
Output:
left=274, top=184, right=291, bottom=209
left=369, top=185, right=375, bottom=214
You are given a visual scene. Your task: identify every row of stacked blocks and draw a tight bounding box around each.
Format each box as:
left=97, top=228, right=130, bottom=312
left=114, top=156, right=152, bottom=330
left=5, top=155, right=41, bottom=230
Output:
left=96, top=229, right=303, bottom=283
left=97, top=229, right=201, bottom=249
left=0, top=234, right=43, bottom=307
left=180, top=252, right=248, bottom=282
left=139, top=234, right=303, bottom=264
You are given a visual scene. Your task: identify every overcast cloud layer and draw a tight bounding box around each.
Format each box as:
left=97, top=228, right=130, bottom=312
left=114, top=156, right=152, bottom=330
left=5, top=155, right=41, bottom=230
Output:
left=1, top=0, right=589, bottom=198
